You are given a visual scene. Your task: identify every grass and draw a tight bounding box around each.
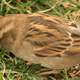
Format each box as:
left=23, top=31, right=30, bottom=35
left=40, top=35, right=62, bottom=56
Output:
left=0, top=0, right=80, bottom=80
left=0, top=48, right=42, bottom=80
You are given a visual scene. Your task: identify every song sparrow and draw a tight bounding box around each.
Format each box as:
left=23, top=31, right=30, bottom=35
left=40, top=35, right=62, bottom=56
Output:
left=0, top=13, right=80, bottom=70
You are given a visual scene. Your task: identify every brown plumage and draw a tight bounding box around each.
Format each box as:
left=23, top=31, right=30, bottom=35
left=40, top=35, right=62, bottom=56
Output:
left=0, top=13, right=80, bottom=69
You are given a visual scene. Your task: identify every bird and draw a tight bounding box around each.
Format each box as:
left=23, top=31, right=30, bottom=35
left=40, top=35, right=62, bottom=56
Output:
left=0, top=13, right=80, bottom=70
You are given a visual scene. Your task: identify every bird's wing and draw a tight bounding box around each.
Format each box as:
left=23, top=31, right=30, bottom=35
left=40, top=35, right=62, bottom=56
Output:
left=25, top=13, right=73, bottom=57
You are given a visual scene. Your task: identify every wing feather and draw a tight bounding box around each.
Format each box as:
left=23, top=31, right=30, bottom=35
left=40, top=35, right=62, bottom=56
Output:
left=25, top=14, right=73, bottom=57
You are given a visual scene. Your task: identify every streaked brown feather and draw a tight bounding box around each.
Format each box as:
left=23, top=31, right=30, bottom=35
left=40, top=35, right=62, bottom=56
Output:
left=0, top=13, right=80, bottom=70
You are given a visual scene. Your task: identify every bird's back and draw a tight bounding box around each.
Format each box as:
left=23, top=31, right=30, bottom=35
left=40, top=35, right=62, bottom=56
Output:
left=0, top=13, right=80, bottom=69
